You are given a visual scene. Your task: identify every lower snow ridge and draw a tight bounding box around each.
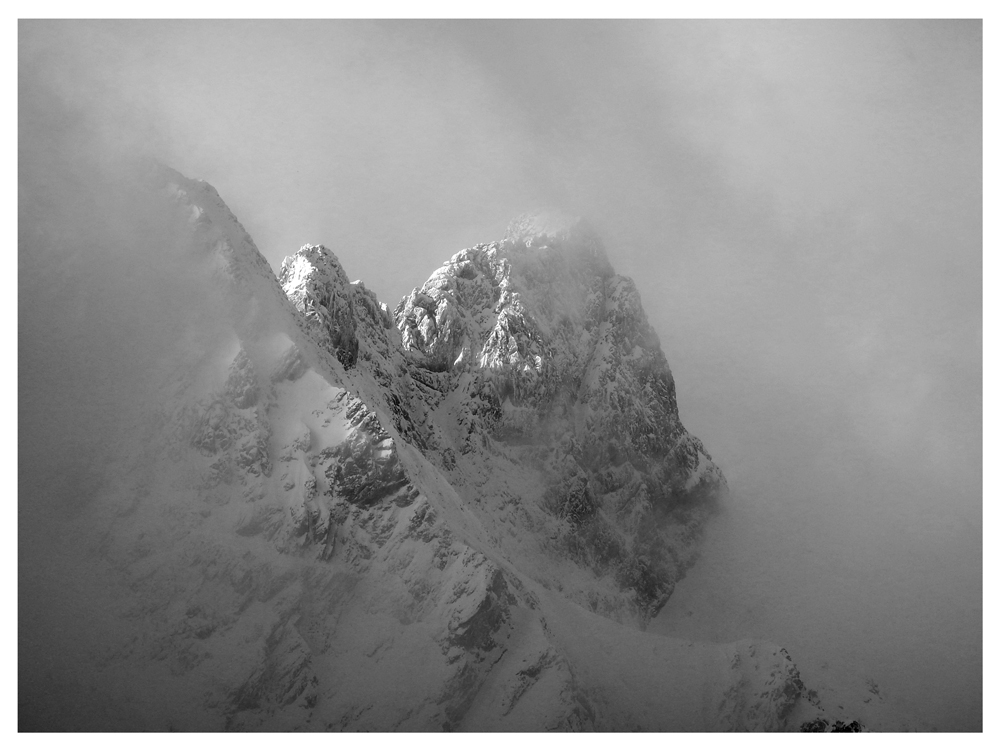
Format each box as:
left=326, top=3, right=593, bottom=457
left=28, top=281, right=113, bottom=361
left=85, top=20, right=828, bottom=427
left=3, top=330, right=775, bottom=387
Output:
left=72, top=337, right=844, bottom=732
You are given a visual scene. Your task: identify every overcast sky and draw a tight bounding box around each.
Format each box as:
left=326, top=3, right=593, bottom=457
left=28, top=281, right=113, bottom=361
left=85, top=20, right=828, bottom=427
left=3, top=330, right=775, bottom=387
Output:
left=19, top=19, right=982, bottom=729
left=22, top=18, right=980, bottom=513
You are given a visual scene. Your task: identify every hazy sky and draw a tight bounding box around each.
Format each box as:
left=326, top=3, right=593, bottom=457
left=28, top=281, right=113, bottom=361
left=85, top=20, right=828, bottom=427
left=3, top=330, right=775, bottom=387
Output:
left=20, top=19, right=981, bottom=469
left=19, top=19, right=982, bottom=729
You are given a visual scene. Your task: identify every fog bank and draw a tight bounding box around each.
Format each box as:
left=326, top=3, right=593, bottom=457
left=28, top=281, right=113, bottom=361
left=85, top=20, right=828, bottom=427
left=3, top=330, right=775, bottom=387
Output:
left=19, top=20, right=981, bottom=731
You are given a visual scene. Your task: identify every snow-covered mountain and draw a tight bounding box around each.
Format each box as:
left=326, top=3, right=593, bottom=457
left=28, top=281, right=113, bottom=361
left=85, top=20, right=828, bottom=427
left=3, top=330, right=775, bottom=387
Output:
left=54, top=166, right=866, bottom=731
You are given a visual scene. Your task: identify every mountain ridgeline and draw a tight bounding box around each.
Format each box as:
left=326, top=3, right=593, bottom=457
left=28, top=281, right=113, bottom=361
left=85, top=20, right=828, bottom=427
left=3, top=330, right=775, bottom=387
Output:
left=280, top=210, right=726, bottom=621
left=53, top=167, right=859, bottom=731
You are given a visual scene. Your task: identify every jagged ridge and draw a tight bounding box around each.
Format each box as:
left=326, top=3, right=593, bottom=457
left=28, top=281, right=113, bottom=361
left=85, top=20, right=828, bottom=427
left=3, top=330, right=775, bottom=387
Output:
left=281, top=213, right=725, bottom=619
left=64, top=169, right=854, bottom=732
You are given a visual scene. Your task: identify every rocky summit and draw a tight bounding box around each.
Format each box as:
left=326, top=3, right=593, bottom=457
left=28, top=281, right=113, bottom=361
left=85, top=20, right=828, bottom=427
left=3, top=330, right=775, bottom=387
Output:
left=53, top=167, right=860, bottom=731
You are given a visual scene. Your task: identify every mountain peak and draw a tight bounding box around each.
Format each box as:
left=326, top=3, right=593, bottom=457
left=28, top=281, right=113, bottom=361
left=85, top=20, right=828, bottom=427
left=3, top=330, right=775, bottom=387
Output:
left=61, top=173, right=841, bottom=733
left=278, top=243, right=359, bottom=368
left=391, top=216, right=725, bottom=617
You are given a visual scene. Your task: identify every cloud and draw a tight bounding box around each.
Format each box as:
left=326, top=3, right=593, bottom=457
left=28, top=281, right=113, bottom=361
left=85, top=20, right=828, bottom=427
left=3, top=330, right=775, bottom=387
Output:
left=18, top=20, right=981, bottom=729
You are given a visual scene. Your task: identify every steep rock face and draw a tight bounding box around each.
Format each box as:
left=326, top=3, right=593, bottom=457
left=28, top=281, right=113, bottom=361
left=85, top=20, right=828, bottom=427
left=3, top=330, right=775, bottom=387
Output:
left=392, top=214, right=725, bottom=618
left=276, top=221, right=721, bottom=622
left=279, top=243, right=434, bottom=453
left=51, top=169, right=860, bottom=732
left=278, top=244, right=361, bottom=368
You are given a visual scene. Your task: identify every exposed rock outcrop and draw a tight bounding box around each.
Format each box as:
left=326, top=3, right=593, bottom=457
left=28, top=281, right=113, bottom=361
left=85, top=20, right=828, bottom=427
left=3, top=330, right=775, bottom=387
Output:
left=390, top=214, right=726, bottom=618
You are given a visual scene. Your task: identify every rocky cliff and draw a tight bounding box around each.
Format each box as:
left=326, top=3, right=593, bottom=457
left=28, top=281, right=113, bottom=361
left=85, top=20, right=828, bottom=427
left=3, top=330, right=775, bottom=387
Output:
left=47, top=167, right=857, bottom=731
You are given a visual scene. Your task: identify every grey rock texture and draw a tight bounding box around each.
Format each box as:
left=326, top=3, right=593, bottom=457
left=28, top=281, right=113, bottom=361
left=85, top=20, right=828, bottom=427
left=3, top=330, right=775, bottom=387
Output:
left=62, top=168, right=852, bottom=732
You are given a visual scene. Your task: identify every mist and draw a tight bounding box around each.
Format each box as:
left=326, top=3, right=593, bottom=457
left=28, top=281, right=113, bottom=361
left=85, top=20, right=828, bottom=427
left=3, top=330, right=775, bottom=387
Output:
left=19, top=20, right=981, bottom=731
